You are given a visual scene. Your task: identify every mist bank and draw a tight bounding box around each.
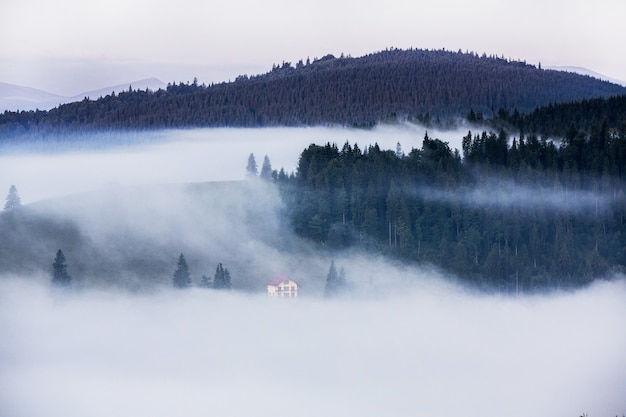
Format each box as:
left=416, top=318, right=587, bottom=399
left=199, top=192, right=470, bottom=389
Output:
left=1, top=275, right=624, bottom=417
left=416, top=179, right=612, bottom=214
left=0, top=177, right=457, bottom=295
left=0, top=125, right=465, bottom=204
left=0, top=180, right=330, bottom=292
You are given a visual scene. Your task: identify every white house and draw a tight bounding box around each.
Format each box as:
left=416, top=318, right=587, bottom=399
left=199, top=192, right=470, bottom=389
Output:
left=267, top=277, right=299, bottom=298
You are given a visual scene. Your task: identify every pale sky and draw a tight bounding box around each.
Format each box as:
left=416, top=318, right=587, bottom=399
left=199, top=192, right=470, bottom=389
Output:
left=1, top=0, right=625, bottom=96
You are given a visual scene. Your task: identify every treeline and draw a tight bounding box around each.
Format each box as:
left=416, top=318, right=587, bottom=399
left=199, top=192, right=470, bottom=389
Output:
left=50, top=249, right=234, bottom=290
left=487, top=95, right=626, bottom=139
left=173, top=253, right=232, bottom=289
left=2, top=48, right=625, bottom=137
left=278, top=124, right=626, bottom=291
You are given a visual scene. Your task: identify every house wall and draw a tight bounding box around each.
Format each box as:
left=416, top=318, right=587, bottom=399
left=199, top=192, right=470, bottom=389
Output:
left=267, top=279, right=298, bottom=298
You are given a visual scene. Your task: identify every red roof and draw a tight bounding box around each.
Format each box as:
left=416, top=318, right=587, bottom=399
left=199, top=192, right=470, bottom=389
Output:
left=267, top=276, right=295, bottom=286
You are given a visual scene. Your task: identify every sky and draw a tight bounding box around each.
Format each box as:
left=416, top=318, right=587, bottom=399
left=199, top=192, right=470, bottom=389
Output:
left=1, top=0, right=625, bottom=96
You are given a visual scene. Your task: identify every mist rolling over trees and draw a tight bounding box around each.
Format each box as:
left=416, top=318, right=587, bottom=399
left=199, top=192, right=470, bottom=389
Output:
left=281, top=125, right=626, bottom=290
left=1, top=47, right=626, bottom=417
left=0, top=121, right=625, bottom=292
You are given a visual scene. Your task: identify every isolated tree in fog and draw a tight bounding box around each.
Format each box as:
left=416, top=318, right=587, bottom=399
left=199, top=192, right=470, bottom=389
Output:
left=213, top=263, right=232, bottom=289
left=4, top=185, right=21, bottom=210
left=260, top=155, right=273, bottom=180
left=51, top=249, right=71, bottom=286
left=173, top=253, right=191, bottom=288
left=324, top=260, right=346, bottom=297
left=246, top=153, right=258, bottom=177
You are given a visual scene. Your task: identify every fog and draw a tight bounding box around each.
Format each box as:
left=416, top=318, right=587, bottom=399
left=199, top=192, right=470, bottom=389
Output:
left=1, top=126, right=625, bottom=416
left=418, top=179, right=612, bottom=214
left=0, top=125, right=466, bottom=204
left=1, top=276, right=625, bottom=417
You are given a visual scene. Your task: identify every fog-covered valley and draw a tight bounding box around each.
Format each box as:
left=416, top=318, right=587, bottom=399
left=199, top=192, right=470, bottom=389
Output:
left=1, top=276, right=625, bottom=417
left=1, top=126, right=625, bottom=416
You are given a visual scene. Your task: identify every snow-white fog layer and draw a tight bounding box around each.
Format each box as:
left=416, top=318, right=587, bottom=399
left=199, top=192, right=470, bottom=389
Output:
left=1, top=277, right=625, bottom=417
left=0, top=125, right=465, bottom=204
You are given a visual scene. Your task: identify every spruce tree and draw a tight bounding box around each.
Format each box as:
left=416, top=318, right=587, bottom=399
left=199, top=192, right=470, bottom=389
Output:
left=4, top=185, right=21, bottom=210
left=260, top=155, right=273, bottom=180
left=51, top=249, right=71, bottom=287
left=324, top=260, right=346, bottom=297
left=213, top=263, right=232, bottom=289
left=246, top=153, right=258, bottom=177
left=173, top=253, right=191, bottom=288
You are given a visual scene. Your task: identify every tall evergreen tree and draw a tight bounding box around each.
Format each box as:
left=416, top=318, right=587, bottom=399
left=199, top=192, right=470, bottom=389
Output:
left=324, top=260, right=346, bottom=297
left=213, top=263, right=232, bottom=289
left=246, top=153, right=258, bottom=177
left=173, top=253, right=191, bottom=288
left=51, top=249, right=71, bottom=287
left=260, top=155, right=273, bottom=180
left=4, top=185, right=21, bottom=210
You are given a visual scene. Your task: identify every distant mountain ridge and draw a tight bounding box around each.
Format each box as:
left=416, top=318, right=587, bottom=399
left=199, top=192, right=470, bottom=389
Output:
left=0, top=78, right=166, bottom=112
left=546, top=66, right=625, bottom=87
left=1, top=48, right=625, bottom=136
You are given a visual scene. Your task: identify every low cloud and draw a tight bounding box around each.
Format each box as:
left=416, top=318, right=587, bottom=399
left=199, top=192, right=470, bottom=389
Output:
left=417, top=178, right=612, bottom=214
left=1, top=275, right=624, bottom=417
left=0, top=125, right=464, bottom=204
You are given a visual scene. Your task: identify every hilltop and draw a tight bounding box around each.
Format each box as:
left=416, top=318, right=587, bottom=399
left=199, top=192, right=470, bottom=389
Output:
left=2, top=48, right=625, bottom=137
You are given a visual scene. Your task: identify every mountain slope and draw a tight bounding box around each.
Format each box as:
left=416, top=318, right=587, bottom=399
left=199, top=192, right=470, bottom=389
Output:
left=0, top=82, right=65, bottom=112
left=0, top=78, right=166, bottom=112
left=70, top=78, right=166, bottom=102
left=546, top=66, right=626, bottom=86
left=1, top=48, right=625, bottom=136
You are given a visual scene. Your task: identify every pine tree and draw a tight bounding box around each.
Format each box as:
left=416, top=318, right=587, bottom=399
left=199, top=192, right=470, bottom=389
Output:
left=213, top=263, right=232, bottom=289
left=339, top=267, right=347, bottom=288
left=324, top=260, right=346, bottom=297
left=173, top=253, right=191, bottom=288
left=4, top=185, right=21, bottom=210
left=246, top=153, right=258, bottom=177
left=260, top=155, right=273, bottom=180
left=51, top=249, right=71, bottom=287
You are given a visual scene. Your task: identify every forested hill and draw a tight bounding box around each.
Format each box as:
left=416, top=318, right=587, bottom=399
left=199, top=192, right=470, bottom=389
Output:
left=491, top=95, right=626, bottom=138
left=280, top=126, right=626, bottom=291
left=2, top=48, right=626, bottom=136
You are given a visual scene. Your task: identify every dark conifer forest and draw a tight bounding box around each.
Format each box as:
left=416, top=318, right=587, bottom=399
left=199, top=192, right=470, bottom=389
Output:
left=1, top=48, right=625, bottom=137
left=279, top=121, right=626, bottom=291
